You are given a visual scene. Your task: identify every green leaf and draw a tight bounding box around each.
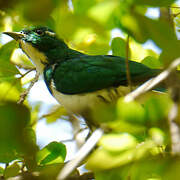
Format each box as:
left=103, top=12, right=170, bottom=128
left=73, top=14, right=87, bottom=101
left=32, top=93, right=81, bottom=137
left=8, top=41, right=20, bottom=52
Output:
left=44, top=106, right=67, bottom=124
left=134, top=0, right=176, bottom=7
left=22, top=127, right=37, bottom=153
left=111, top=37, right=127, bottom=58
left=141, top=56, right=162, bottom=69
left=91, top=104, right=117, bottom=124
left=100, top=133, right=137, bottom=152
left=87, top=1, right=117, bottom=24
left=149, top=128, right=166, bottom=146
left=0, top=167, right=3, bottom=175
left=135, top=13, right=177, bottom=48
left=133, top=13, right=180, bottom=63
left=0, top=101, right=31, bottom=163
left=22, top=127, right=38, bottom=171
left=23, top=0, right=57, bottom=22
left=86, top=140, right=157, bottom=171
left=116, top=11, right=180, bottom=63
left=117, top=98, right=146, bottom=124
left=4, top=162, right=20, bottom=178
left=0, top=40, right=19, bottom=81
left=95, top=156, right=180, bottom=180
left=0, top=81, right=21, bottom=101
left=73, top=0, right=96, bottom=15
left=37, top=141, right=66, bottom=165
left=108, top=120, right=146, bottom=135
left=144, top=94, right=172, bottom=127
left=37, top=163, right=64, bottom=179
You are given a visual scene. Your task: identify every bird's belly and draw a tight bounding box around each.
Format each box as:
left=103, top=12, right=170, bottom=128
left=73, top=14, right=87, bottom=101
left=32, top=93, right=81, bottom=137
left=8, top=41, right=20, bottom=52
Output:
left=51, top=86, right=131, bottom=115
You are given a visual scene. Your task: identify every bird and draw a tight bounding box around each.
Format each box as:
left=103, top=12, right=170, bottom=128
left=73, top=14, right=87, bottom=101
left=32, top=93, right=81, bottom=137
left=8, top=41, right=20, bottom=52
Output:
left=3, top=26, right=160, bottom=129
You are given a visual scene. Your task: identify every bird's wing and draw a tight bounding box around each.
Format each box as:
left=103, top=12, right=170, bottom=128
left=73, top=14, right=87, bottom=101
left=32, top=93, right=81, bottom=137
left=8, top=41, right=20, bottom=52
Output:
left=44, top=55, right=160, bottom=94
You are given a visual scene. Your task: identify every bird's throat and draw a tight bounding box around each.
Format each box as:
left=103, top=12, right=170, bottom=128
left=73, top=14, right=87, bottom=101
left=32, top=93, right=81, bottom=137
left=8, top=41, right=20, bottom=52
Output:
left=19, top=40, right=48, bottom=74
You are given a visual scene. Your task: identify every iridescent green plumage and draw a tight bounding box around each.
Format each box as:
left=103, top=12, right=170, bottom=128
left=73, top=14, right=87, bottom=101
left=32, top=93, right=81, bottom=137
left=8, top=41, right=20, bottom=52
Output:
left=44, top=54, right=159, bottom=94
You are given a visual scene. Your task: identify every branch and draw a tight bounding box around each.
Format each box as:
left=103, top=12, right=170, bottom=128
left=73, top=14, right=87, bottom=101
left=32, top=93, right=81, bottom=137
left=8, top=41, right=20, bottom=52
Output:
left=168, top=103, right=180, bottom=154
left=13, top=62, right=36, bottom=71
left=166, top=70, right=180, bottom=154
left=172, top=12, right=180, bottom=18
left=57, top=128, right=104, bottom=180
left=18, top=68, right=35, bottom=79
left=124, top=57, right=180, bottom=102
left=17, top=71, right=40, bottom=104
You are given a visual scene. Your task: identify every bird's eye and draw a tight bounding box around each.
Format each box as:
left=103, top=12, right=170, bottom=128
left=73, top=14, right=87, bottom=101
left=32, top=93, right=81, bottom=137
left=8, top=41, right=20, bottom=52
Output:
left=35, top=29, right=44, bottom=36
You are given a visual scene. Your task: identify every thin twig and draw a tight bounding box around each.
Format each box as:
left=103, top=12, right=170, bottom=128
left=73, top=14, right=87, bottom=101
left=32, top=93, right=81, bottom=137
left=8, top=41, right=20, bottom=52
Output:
left=57, top=128, right=104, bottom=180
left=17, top=72, right=40, bottom=104
left=18, top=68, right=35, bottom=79
left=13, top=62, right=36, bottom=70
left=60, top=138, right=74, bottom=143
left=125, top=35, right=132, bottom=92
left=173, top=12, right=180, bottom=17
left=124, top=57, right=180, bottom=102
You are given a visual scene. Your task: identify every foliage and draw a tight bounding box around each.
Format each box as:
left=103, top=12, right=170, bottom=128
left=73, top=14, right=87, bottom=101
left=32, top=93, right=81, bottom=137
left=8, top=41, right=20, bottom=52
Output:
left=0, top=0, right=180, bottom=179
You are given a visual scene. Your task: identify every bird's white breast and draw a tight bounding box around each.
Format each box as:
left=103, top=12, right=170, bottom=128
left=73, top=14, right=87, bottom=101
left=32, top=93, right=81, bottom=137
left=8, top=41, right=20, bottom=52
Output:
left=50, top=84, right=131, bottom=115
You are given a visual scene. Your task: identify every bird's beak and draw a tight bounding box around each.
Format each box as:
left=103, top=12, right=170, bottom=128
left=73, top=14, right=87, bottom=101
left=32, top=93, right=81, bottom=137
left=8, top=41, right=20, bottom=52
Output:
left=3, top=32, right=25, bottom=41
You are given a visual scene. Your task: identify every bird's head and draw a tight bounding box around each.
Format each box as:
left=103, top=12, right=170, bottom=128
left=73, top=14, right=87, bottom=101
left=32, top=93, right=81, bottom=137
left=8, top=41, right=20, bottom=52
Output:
left=3, top=26, right=68, bottom=73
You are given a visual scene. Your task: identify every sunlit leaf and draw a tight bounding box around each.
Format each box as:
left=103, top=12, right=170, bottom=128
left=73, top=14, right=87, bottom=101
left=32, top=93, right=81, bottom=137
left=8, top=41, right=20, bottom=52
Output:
left=0, top=40, right=19, bottom=81
left=37, top=141, right=66, bottom=165
left=149, top=128, right=166, bottom=146
left=44, top=105, right=67, bottom=124
left=86, top=140, right=157, bottom=171
left=71, top=27, right=110, bottom=55
left=4, top=162, right=20, bottom=178
left=111, top=37, right=127, bottom=58
left=88, top=1, right=117, bottom=24
left=129, top=39, right=159, bottom=61
left=117, top=98, right=146, bottom=124
left=0, top=82, right=21, bottom=101
left=100, top=133, right=137, bottom=152
left=11, top=49, right=35, bottom=68
left=141, top=56, right=162, bottom=69
left=73, top=0, right=96, bottom=15
left=95, top=156, right=180, bottom=180
left=108, top=120, right=146, bottom=135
